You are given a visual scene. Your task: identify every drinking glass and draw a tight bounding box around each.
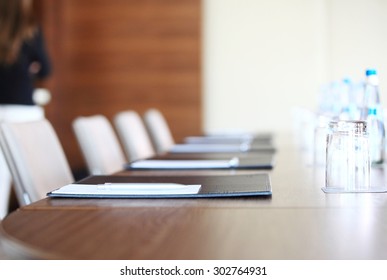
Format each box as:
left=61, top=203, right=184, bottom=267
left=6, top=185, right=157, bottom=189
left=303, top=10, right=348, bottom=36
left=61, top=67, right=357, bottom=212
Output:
left=325, top=120, right=370, bottom=191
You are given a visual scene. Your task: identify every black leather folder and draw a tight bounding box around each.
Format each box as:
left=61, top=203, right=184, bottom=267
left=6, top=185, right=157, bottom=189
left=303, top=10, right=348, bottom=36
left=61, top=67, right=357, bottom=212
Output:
left=125, top=153, right=275, bottom=170
left=47, top=173, right=272, bottom=198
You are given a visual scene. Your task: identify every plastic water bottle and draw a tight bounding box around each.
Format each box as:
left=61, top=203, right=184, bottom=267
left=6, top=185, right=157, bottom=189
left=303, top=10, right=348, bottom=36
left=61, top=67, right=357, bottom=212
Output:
left=338, top=78, right=352, bottom=120
left=360, top=69, right=385, bottom=165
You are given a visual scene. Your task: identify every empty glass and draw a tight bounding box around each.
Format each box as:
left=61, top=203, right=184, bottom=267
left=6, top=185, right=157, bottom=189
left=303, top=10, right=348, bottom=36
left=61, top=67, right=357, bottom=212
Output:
left=313, top=115, right=331, bottom=166
left=325, top=120, right=370, bottom=191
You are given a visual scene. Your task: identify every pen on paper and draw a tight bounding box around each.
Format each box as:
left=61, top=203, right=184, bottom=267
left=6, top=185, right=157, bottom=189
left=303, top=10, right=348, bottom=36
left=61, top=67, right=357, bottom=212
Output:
left=229, top=157, right=239, bottom=167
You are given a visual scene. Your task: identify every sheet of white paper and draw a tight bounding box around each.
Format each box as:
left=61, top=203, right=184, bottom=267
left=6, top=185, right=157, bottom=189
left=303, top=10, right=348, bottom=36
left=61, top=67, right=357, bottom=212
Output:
left=170, top=144, right=248, bottom=153
left=50, top=183, right=201, bottom=196
left=184, top=136, right=253, bottom=144
left=130, top=159, right=238, bottom=169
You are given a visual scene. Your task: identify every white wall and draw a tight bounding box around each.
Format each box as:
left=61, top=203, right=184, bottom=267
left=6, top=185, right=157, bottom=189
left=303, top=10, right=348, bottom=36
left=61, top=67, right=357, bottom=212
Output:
left=202, top=0, right=387, bottom=134
left=328, top=0, right=387, bottom=82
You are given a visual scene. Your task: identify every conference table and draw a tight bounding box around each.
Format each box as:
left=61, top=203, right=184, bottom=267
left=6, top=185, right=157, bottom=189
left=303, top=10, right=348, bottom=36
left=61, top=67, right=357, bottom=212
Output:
left=1, top=132, right=387, bottom=260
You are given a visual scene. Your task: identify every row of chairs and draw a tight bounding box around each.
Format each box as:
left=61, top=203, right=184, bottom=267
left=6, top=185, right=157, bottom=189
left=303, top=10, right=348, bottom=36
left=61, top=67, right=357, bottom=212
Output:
left=73, top=108, right=175, bottom=175
left=0, top=108, right=175, bottom=210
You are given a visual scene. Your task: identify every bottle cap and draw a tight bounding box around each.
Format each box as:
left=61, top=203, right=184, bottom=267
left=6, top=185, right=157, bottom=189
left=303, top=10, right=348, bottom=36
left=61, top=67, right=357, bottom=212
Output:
left=365, top=69, right=379, bottom=85
left=342, top=78, right=351, bottom=84
left=366, top=69, right=377, bottom=76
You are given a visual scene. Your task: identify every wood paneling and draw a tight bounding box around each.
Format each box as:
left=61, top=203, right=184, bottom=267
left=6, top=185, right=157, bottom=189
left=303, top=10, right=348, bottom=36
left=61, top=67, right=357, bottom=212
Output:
left=37, top=0, right=202, bottom=173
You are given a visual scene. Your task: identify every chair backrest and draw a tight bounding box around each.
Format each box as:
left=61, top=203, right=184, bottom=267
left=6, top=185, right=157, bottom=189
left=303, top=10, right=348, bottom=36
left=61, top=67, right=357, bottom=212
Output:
left=143, top=108, right=175, bottom=154
left=114, top=110, right=156, bottom=162
left=72, top=114, right=126, bottom=175
left=0, top=119, right=74, bottom=206
left=0, top=152, right=11, bottom=219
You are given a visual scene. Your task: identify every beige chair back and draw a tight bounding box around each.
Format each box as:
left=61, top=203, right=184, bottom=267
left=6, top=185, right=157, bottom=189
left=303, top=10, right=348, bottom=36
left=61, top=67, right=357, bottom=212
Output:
left=143, top=108, right=175, bottom=153
left=114, top=110, right=156, bottom=162
left=72, top=115, right=126, bottom=175
left=0, top=119, right=74, bottom=206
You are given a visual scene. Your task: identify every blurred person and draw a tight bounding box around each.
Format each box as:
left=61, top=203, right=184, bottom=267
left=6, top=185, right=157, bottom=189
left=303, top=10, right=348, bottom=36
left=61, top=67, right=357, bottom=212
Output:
left=0, top=0, right=51, bottom=218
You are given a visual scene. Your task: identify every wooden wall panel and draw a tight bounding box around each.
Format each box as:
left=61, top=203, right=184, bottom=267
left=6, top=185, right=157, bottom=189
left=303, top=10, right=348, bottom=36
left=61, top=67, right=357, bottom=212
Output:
left=38, top=0, right=202, bottom=173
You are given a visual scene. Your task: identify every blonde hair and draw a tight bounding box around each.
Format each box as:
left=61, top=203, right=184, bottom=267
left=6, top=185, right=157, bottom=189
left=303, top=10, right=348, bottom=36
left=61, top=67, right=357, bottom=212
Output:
left=0, top=0, right=37, bottom=64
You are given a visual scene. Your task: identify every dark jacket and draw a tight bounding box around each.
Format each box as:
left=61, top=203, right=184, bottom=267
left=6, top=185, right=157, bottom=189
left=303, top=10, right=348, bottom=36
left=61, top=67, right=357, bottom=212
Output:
left=0, top=28, right=51, bottom=105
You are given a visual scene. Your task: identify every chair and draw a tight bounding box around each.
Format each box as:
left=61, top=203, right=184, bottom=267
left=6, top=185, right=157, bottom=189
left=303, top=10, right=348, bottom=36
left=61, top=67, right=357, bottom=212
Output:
left=0, top=105, right=45, bottom=218
left=0, top=151, right=11, bottom=219
left=0, top=119, right=74, bottom=206
left=143, top=108, right=175, bottom=154
left=72, top=114, right=126, bottom=175
left=114, top=110, right=156, bottom=162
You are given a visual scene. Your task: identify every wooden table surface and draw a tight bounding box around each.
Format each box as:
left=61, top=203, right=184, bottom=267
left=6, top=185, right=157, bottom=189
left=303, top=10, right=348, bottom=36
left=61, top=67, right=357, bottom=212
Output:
left=1, top=133, right=387, bottom=260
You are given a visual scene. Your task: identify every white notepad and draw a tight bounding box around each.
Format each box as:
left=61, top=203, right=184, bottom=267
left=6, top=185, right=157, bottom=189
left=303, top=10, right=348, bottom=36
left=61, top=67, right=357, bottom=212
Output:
left=169, top=143, right=249, bottom=153
left=50, top=183, right=201, bottom=196
left=129, top=158, right=239, bottom=169
left=184, top=135, right=253, bottom=144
